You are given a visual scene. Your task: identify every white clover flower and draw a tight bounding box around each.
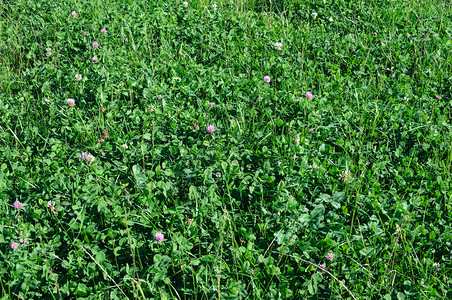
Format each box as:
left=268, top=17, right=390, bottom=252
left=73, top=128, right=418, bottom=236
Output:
left=341, top=170, right=352, bottom=182
left=75, top=74, right=82, bottom=81
left=86, top=154, right=95, bottom=164
left=183, top=1, right=188, bottom=7
left=312, top=12, right=317, bottom=19
left=212, top=3, right=217, bottom=11
left=121, top=144, right=128, bottom=150
left=329, top=17, right=333, bottom=22
left=274, top=42, right=283, bottom=51
left=47, top=201, right=56, bottom=208
left=46, top=48, right=52, bottom=56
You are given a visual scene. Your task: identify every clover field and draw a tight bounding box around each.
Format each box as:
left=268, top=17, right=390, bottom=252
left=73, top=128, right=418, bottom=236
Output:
left=1, top=0, right=452, bottom=299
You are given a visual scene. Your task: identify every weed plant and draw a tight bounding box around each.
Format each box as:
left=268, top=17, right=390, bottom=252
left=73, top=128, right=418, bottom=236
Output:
left=1, top=0, right=452, bottom=298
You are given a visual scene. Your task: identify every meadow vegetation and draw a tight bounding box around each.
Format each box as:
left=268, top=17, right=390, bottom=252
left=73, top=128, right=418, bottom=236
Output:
left=1, top=0, right=452, bottom=298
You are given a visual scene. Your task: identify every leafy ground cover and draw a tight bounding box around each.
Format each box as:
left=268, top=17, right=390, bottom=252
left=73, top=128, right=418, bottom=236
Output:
left=1, top=0, right=452, bottom=298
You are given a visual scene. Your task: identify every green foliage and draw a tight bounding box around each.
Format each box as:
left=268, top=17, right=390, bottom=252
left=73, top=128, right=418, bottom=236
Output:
left=1, top=0, right=452, bottom=298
